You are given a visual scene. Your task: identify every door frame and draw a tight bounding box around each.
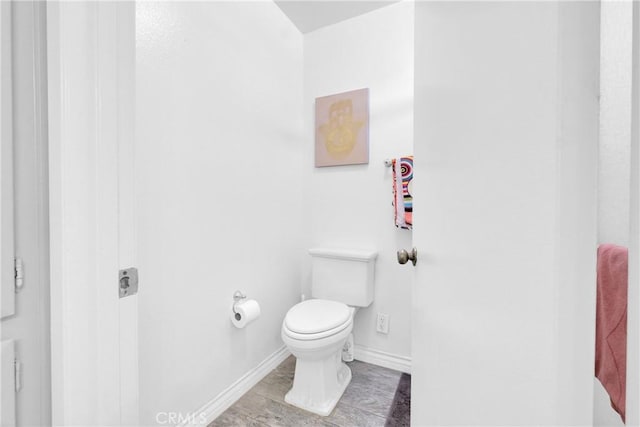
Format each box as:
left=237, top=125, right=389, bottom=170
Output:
left=627, top=2, right=640, bottom=424
left=1, top=0, right=14, bottom=321
left=47, top=2, right=138, bottom=425
left=0, top=1, right=15, bottom=425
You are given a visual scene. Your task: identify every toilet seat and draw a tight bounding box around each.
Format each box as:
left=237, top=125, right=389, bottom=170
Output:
left=283, top=299, right=353, bottom=341
left=283, top=317, right=352, bottom=341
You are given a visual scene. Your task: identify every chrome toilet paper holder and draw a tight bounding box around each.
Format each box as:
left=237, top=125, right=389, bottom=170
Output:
left=232, top=290, right=247, bottom=315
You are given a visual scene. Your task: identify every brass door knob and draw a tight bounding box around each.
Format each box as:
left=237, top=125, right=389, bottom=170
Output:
left=397, top=248, right=417, bottom=266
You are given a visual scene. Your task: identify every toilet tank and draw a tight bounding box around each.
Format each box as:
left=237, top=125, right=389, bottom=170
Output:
left=309, top=248, right=377, bottom=307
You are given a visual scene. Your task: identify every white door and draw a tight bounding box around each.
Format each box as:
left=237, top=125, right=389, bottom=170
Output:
left=411, top=2, right=599, bottom=426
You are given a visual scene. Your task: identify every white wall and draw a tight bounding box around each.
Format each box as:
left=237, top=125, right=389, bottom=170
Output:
left=595, top=382, right=626, bottom=427
left=136, top=2, right=304, bottom=425
left=596, top=1, right=632, bottom=425
left=302, top=1, right=414, bottom=361
left=599, top=0, right=632, bottom=247
left=412, top=2, right=599, bottom=425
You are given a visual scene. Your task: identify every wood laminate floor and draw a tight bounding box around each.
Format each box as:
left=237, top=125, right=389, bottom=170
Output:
left=210, top=356, right=404, bottom=427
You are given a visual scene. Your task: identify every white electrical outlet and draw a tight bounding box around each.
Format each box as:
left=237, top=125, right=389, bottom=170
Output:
left=376, top=313, right=389, bottom=334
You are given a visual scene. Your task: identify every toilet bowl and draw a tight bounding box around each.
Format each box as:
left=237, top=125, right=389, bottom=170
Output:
left=281, top=299, right=355, bottom=416
left=281, top=248, right=377, bottom=416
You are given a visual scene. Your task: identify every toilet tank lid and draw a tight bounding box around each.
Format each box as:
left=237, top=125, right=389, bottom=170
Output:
left=309, top=248, right=377, bottom=261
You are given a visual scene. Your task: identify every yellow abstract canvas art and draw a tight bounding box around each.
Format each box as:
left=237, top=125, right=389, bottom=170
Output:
left=315, top=88, right=369, bottom=167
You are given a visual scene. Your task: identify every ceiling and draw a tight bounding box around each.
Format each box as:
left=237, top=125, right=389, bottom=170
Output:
left=274, top=1, right=398, bottom=34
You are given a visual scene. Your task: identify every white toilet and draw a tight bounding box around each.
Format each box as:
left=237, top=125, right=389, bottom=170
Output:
left=281, top=248, right=377, bottom=416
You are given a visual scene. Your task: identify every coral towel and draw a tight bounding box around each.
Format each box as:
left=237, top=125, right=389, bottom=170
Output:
left=595, top=243, right=628, bottom=422
left=392, top=156, right=413, bottom=229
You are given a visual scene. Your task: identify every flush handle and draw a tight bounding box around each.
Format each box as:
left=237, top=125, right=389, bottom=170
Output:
left=397, top=248, right=417, bottom=266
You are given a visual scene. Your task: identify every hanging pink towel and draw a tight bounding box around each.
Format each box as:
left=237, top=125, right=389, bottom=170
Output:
left=595, top=243, right=628, bottom=423
left=392, top=156, right=413, bottom=229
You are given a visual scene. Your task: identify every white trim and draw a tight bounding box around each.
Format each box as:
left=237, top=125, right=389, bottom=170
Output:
left=114, top=3, right=138, bottom=425
left=627, top=2, right=640, bottom=423
left=354, top=345, right=411, bottom=374
left=1, top=0, right=15, bottom=320
left=47, top=3, right=137, bottom=424
left=1, top=340, right=16, bottom=427
left=180, top=346, right=291, bottom=427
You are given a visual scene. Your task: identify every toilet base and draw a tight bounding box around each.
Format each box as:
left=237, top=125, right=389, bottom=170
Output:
left=284, top=353, right=352, bottom=416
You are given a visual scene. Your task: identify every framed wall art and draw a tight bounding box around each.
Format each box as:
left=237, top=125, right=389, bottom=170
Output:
left=315, top=88, right=369, bottom=167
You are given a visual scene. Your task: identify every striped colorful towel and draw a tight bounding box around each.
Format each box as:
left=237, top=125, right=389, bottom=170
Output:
left=392, top=156, right=413, bottom=229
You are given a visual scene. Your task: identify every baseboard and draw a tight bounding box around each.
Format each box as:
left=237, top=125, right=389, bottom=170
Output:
left=354, top=345, right=412, bottom=374
left=180, top=345, right=290, bottom=427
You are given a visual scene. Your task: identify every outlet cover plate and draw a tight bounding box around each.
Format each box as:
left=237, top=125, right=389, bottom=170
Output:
left=376, top=313, right=389, bottom=334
